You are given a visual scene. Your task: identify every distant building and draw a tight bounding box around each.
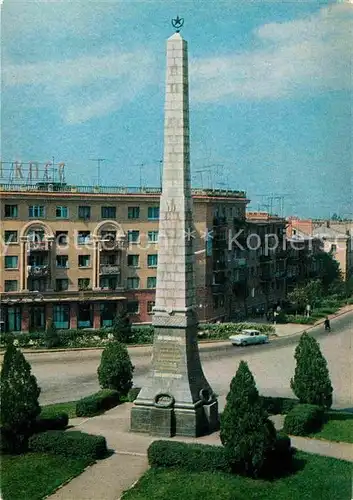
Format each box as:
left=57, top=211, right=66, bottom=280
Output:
left=287, top=217, right=353, bottom=281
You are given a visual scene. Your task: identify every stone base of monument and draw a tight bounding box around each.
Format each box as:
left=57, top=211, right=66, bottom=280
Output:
left=130, top=401, right=219, bottom=438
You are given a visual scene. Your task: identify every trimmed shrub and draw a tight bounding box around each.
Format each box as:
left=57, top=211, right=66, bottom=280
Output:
left=33, top=412, right=69, bottom=433
left=291, top=332, right=333, bottom=409
left=76, top=389, right=120, bottom=417
left=127, top=387, right=141, bottom=402
left=220, top=361, right=277, bottom=477
left=148, top=440, right=229, bottom=472
left=260, top=396, right=299, bottom=415
left=131, top=326, right=154, bottom=344
left=97, top=342, right=134, bottom=395
left=286, top=315, right=316, bottom=325
left=283, top=404, right=325, bottom=436
left=29, top=430, right=108, bottom=459
left=0, top=340, right=41, bottom=453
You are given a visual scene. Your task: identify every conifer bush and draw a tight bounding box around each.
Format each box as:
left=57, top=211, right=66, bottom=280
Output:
left=97, top=341, right=134, bottom=396
left=0, top=340, right=41, bottom=453
left=220, top=360, right=277, bottom=477
left=44, top=322, right=61, bottom=348
left=290, top=332, right=333, bottom=409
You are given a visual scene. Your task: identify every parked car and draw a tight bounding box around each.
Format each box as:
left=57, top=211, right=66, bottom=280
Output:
left=229, top=329, right=269, bottom=347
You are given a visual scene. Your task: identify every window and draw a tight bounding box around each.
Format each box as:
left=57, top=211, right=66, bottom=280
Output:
left=78, top=278, right=91, bottom=290
left=126, top=301, right=139, bottom=314
left=4, top=256, right=18, bottom=269
left=56, top=279, right=69, bottom=291
left=78, top=255, right=91, bottom=267
left=127, top=277, right=140, bottom=289
left=78, top=303, right=93, bottom=329
left=101, top=206, right=116, bottom=219
left=100, top=276, right=119, bottom=289
left=128, top=230, right=140, bottom=243
left=331, top=244, right=337, bottom=253
left=148, top=231, right=158, bottom=243
left=29, top=205, right=45, bottom=218
left=56, top=255, right=69, bottom=268
left=4, top=205, right=18, bottom=218
left=77, top=231, right=91, bottom=245
left=147, top=276, right=157, bottom=289
left=127, top=254, right=139, bottom=267
left=148, top=206, right=160, bottom=220
left=7, top=306, right=21, bottom=331
left=5, top=280, right=18, bottom=292
left=128, top=207, right=140, bottom=219
left=147, top=254, right=158, bottom=267
left=101, top=253, right=119, bottom=265
left=56, top=231, right=68, bottom=246
left=56, top=206, right=68, bottom=218
left=78, top=206, right=91, bottom=219
left=53, top=304, right=69, bottom=329
left=147, top=301, right=155, bottom=314
left=4, top=231, right=18, bottom=243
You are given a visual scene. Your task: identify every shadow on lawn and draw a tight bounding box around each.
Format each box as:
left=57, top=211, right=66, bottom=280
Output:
left=260, top=450, right=307, bottom=481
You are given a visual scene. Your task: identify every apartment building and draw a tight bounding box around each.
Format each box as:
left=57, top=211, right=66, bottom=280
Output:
left=0, top=183, right=250, bottom=332
left=287, top=217, right=353, bottom=281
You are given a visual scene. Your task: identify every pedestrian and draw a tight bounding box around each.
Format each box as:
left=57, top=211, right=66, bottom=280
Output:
left=324, top=317, right=331, bottom=332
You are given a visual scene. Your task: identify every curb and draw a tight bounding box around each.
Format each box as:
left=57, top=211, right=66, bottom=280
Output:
left=1, top=306, right=352, bottom=356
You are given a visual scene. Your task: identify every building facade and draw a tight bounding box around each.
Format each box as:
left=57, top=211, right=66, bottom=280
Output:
left=0, top=183, right=252, bottom=331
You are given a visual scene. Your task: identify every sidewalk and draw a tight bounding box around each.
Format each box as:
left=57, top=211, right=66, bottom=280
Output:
left=48, top=402, right=353, bottom=500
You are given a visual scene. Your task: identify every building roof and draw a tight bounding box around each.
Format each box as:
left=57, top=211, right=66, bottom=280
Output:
left=313, top=224, right=349, bottom=240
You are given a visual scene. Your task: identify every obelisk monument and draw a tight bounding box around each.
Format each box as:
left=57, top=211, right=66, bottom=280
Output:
left=130, top=18, right=218, bottom=437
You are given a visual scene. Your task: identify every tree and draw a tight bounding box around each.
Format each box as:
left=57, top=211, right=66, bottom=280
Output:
left=314, top=252, right=342, bottom=292
left=97, top=341, right=134, bottom=396
left=220, top=361, right=276, bottom=477
left=0, top=339, right=41, bottom=453
left=288, top=280, right=323, bottom=314
left=111, top=310, right=132, bottom=343
left=291, top=332, right=333, bottom=409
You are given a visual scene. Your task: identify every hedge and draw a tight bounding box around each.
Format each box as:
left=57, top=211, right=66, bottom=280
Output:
left=32, top=412, right=69, bottom=433
left=127, top=387, right=141, bottom=402
left=286, top=315, right=317, bottom=325
left=148, top=440, right=230, bottom=472
left=29, top=430, right=108, bottom=459
left=283, top=404, right=325, bottom=436
left=260, top=396, right=299, bottom=415
left=0, top=323, right=275, bottom=348
left=148, top=432, right=292, bottom=477
left=76, top=389, right=120, bottom=417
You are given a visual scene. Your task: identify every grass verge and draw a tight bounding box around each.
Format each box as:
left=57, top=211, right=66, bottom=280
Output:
left=41, top=400, right=78, bottom=419
left=310, top=411, right=353, bottom=444
left=122, top=452, right=351, bottom=500
left=1, top=452, right=92, bottom=500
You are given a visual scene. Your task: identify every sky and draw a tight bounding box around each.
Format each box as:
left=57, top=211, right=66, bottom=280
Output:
left=1, top=0, right=352, bottom=218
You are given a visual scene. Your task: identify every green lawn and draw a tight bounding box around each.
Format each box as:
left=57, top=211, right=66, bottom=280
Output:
left=1, top=452, right=92, bottom=500
left=41, top=400, right=78, bottom=419
left=123, top=452, right=351, bottom=500
left=311, top=411, right=353, bottom=444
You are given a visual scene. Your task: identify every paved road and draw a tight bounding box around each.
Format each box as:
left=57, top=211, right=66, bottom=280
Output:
left=24, top=312, right=352, bottom=411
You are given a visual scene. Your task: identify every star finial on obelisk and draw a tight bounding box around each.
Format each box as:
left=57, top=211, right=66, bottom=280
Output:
left=171, top=15, right=184, bottom=33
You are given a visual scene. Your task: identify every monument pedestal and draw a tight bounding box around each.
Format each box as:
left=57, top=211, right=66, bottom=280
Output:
left=131, top=401, right=219, bottom=438
left=130, top=318, right=219, bottom=437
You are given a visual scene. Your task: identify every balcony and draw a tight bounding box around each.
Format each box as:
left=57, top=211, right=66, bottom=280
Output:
left=28, top=265, right=50, bottom=277
left=100, top=264, right=121, bottom=275
left=28, top=241, right=49, bottom=252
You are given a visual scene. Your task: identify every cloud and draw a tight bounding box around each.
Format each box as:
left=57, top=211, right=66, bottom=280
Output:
left=191, top=4, right=352, bottom=102
left=3, top=47, right=156, bottom=123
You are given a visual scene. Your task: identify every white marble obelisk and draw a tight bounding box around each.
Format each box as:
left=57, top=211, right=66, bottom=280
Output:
left=131, top=27, right=218, bottom=438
